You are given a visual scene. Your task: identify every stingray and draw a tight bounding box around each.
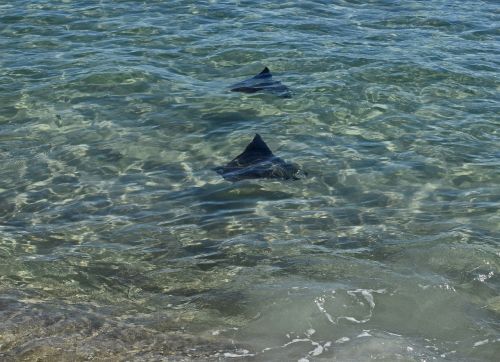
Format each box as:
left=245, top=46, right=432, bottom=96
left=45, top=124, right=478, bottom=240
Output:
left=229, top=67, right=291, bottom=97
left=214, top=134, right=305, bottom=181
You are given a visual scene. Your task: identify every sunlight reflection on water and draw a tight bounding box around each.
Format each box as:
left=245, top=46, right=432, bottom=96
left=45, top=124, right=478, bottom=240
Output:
left=1, top=0, right=499, bottom=360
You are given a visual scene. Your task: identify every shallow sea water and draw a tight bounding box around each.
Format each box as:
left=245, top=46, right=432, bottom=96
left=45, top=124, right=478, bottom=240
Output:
left=1, top=0, right=499, bottom=361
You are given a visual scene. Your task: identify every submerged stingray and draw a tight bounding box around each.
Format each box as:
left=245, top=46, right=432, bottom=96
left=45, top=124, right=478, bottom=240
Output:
left=214, top=134, right=304, bottom=181
left=229, top=67, right=291, bottom=97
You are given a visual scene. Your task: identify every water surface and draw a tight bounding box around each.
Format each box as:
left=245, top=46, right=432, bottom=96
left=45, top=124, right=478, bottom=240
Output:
left=1, top=0, right=499, bottom=361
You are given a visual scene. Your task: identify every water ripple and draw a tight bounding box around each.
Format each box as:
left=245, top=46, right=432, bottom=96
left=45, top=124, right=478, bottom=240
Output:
left=1, top=0, right=499, bottom=360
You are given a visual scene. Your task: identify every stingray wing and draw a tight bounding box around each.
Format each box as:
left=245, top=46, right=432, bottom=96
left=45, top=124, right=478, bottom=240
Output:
left=230, top=67, right=290, bottom=97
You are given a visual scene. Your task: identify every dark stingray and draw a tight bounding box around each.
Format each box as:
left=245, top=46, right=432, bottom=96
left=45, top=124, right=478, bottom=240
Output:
left=229, top=67, right=291, bottom=97
left=214, top=134, right=305, bottom=182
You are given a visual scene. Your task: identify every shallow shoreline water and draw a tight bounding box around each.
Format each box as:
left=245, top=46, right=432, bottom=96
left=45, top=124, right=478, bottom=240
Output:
left=1, top=1, right=499, bottom=361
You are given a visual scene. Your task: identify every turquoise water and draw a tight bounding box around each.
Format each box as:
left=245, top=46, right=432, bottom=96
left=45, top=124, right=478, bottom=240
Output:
left=1, top=0, right=499, bottom=360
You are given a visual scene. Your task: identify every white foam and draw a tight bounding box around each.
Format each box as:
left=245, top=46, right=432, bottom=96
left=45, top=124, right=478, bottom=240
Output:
left=310, top=342, right=323, bottom=356
left=361, top=290, right=376, bottom=308
left=473, top=339, right=488, bottom=347
left=224, top=349, right=254, bottom=358
left=336, top=337, right=350, bottom=344
left=342, top=316, right=364, bottom=323
left=357, top=331, right=372, bottom=338
left=305, top=328, right=315, bottom=337
left=314, top=296, right=335, bottom=324
left=282, top=338, right=310, bottom=347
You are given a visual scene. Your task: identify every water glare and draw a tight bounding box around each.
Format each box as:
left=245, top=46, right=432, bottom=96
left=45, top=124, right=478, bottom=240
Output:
left=0, top=0, right=499, bottom=360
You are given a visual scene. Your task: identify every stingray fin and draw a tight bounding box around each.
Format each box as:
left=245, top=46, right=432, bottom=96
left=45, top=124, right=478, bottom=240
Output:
left=240, top=134, right=273, bottom=157
left=254, top=67, right=272, bottom=79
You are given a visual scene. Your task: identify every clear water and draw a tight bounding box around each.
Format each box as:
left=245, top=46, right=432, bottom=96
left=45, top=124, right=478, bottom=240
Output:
left=1, top=1, right=499, bottom=361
